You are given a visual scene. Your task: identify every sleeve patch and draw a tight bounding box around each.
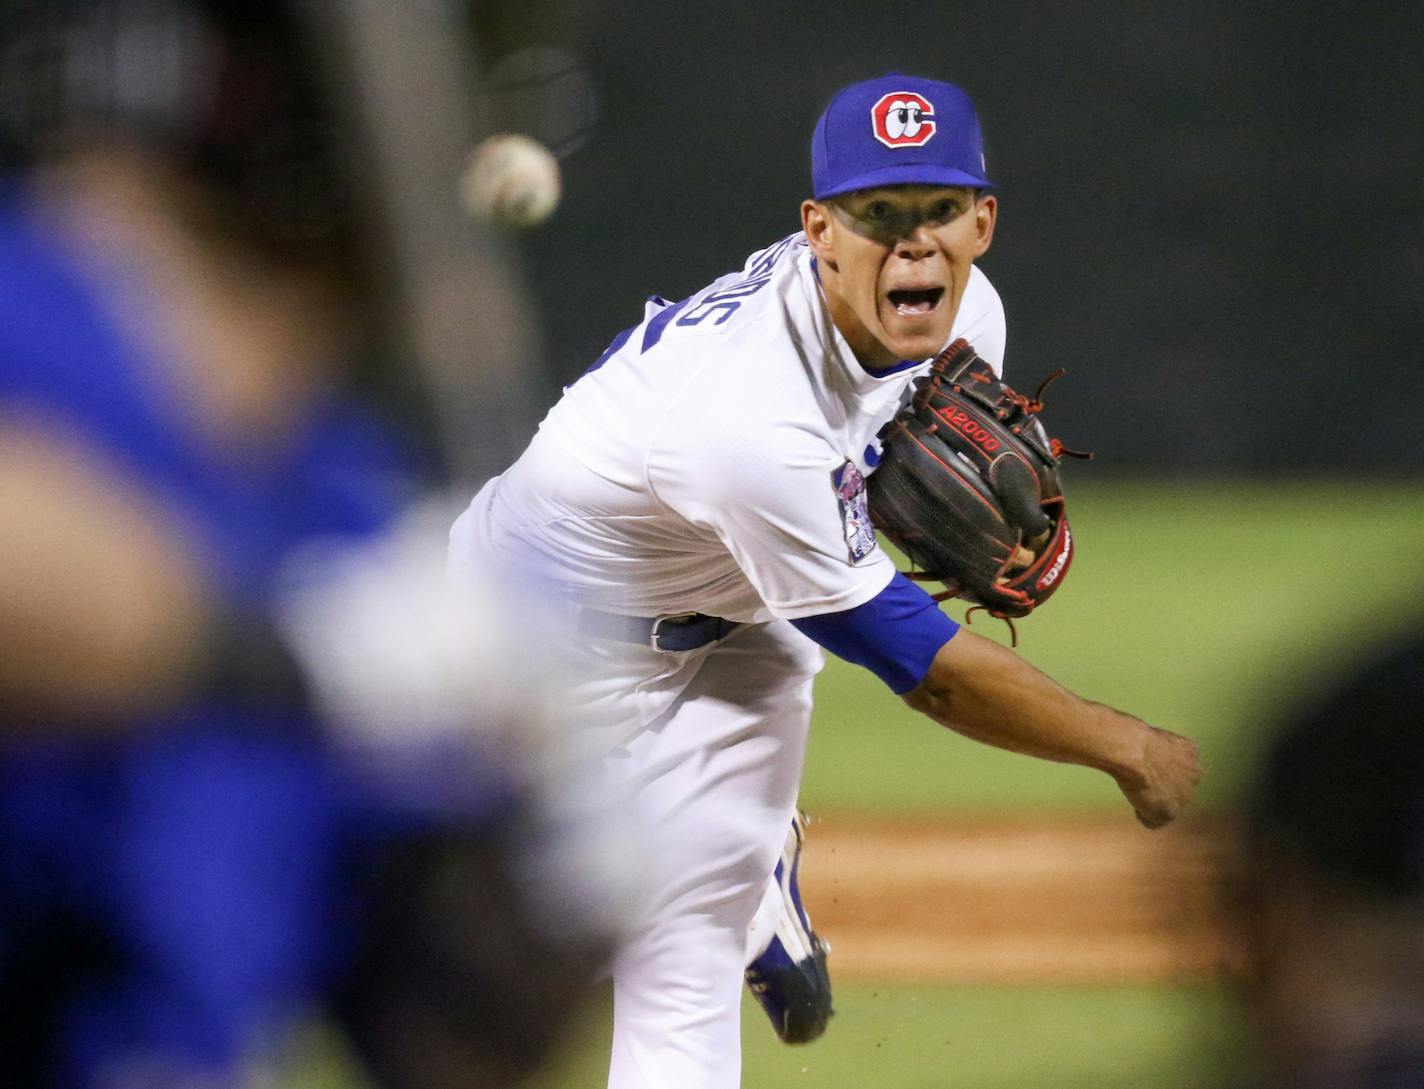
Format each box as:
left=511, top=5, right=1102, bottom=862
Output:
left=832, top=458, right=877, bottom=564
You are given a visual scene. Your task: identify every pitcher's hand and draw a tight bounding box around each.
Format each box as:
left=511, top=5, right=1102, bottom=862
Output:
left=1114, top=725, right=1203, bottom=829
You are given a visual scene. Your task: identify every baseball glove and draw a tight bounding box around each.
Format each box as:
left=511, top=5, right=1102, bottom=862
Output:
left=867, top=338, right=1088, bottom=623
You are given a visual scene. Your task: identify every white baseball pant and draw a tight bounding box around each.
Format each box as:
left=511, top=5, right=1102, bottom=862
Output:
left=573, top=619, right=822, bottom=1089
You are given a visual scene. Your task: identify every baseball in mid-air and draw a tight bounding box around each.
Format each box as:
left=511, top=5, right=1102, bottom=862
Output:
left=461, top=133, right=561, bottom=229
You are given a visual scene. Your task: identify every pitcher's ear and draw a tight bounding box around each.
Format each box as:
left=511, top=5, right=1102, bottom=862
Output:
left=802, top=199, right=833, bottom=256
left=974, top=193, right=998, bottom=257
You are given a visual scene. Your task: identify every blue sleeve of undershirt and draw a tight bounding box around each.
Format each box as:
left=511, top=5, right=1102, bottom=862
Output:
left=790, top=572, right=960, bottom=695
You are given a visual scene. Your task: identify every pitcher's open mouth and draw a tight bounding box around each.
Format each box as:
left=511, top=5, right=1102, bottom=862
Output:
left=887, top=287, right=944, bottom=316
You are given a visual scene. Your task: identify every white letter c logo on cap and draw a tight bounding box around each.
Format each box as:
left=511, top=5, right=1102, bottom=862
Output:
left=871, top=92, right=937, bottom=148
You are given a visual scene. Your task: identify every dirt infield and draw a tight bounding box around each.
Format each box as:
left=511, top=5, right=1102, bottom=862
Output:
left=800, top=814, right=1231, bottom=984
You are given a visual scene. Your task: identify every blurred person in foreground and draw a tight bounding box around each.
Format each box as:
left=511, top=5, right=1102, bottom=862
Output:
left=0, top=1, right=625, bottom=1086
left=1231, top=633, right=1424, bottom=1089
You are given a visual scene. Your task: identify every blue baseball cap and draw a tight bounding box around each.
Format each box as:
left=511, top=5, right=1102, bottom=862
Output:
left=811, top=73, right=992, bottom=200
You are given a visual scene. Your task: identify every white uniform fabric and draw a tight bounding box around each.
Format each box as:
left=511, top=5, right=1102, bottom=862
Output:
left=450, top=232, right=1004, bottom=1089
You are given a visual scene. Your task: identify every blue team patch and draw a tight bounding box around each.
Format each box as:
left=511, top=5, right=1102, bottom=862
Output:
left=832, top=459, right=877, bottom=564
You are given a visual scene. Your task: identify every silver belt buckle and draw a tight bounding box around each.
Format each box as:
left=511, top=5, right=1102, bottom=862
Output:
left=649, top=612, right=699, bottom=651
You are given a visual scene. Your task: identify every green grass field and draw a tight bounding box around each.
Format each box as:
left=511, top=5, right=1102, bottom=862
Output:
left=522, top=981, right=1242, bottom=1089
left=299, top=982, right=1244, bottom=1089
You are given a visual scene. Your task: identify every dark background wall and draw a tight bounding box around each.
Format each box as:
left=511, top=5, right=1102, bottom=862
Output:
left=483, top=2, right=1423, bottom=474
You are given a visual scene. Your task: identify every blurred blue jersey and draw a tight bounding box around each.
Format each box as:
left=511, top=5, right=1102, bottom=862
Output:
left=0, top=188, right=420, bottom=1086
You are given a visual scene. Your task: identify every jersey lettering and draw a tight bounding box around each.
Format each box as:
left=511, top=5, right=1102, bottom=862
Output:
left=671, top=234, right=799, bottom=330
left=676, top=275, right=771, bottom=327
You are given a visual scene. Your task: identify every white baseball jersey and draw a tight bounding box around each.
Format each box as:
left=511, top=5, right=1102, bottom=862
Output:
left=467, top=231, right=1005, bottom=626
left=451, top=230, right=1007, bottom=1089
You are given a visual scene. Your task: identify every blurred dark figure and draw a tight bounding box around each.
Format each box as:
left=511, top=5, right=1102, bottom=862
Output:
left=0, top=1, right=620, bottom=1086
left=1233, top=635, right=1424, bottom=1089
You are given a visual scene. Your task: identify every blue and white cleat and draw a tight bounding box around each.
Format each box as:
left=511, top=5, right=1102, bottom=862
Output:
left=744, top=811, right=833, bottom=1044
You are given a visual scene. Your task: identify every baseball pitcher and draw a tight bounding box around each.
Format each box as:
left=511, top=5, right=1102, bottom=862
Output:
left=451, top=73, right=1203, bottom=1089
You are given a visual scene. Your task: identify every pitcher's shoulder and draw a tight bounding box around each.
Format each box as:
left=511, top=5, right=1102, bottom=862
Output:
left=953, top=265, right=1007, bottom=372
